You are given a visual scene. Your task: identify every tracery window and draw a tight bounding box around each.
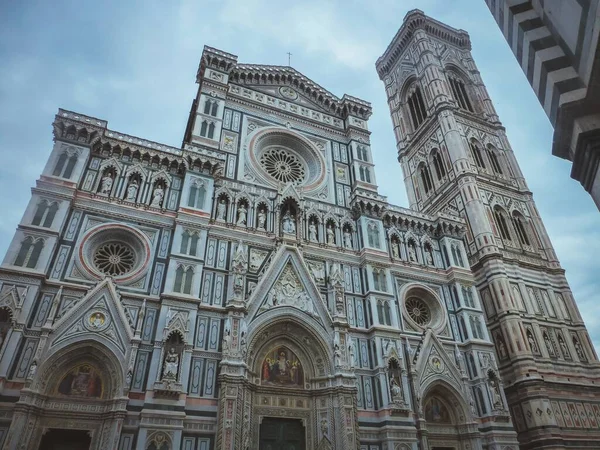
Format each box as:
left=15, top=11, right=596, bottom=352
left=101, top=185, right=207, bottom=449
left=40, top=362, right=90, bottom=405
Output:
left=188, top=180, right=207, bottom=209
left=52, top=152, right=78, bottom=179
left=200, top=120, right=216, bottom=139
left=470, top=316, right=484, bottom=339
left=377, top=300, right=392, bottom=326
left=204, top=99, right=219, bottom=117
left=174, top=265, right=194, bottom=295
left=431, top=149, right=446, bottom=180
left=93, top=242, right=136, bottom=276
left=493, top=206, right=512, bottom=240
left=511, top=211, right=531, bottom=246
left=469, top=141, right=486, bottom=169
left=405, top=297, right=431, bottom=326
left=366, top=222, right=380, bottom=248
left=180, top=230, right=199, bottom=256
left=260, top=147, right=307, bottom=184
left=14, top=236, right=44, bottom=269
left=356, top=145, right=369, bottom=161
left=451, top=244, right=464, bottom=267
left=407, top=86, right=428, bottom=129
left=359, top=165, right=372, bottom=183
left=486, top=145, right=503, bottom=174
left=462, top=286, right=475, bottom=308
left=372, top=268, right=387, bottom=291
left=448, top=76, right=473, bottom=112
left=32, top=200, right=59, bottom=228
left=419, top=163, right=433, bottom=194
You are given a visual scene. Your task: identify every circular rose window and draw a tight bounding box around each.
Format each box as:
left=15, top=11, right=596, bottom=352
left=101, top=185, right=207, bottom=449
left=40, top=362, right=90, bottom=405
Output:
left=93, top=242, right=136, bottom=276
left=401, top=285, right=447, bottom=333
left=259, top=146, right=307, bottom=184
left=78, top=223, right=151, bottom=283
left=406, top=297, right=431, bottom=326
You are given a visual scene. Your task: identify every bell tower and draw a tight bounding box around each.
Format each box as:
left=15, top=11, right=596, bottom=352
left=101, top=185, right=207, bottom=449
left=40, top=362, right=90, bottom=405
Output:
left=377, top=10, right=600, bottom=449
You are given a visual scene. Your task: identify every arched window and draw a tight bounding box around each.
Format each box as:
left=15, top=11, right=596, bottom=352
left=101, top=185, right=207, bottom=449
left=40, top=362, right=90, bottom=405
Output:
left=511, top=212, right=531, bottom=246
left=359, top=166, right=371, bottom=183
left=188, top=180, right=207, bottom=209
left=203, top=99, right=211, bottom=115
left=459, top=315, right=469, bottom=340
left=52, top=152, right=78, bottom=178
left=486, top=146, right=503, bottom=174
left=419, top=164, right=433, bottom=194
left=431, top=149, right=446, bottom=180
left=448, top=76, right=473, bottom=112
left=475, top=386, right=487, bottom=415
left=377, top=300, right=392, bottom=326
left=32, top=201, right=59, bottom=228
left=174, top=265, right=194, bottom=295
left=180, top=231, right=190, bottom=255
left=373, top=268, right=387, bottom=291
left=367, top=222, right=380, bottom=248
left=200, top=120, right=208, bottom=137
left=357, top=146, right=368, bottom=161
left=407, top=85, right=428, bottom=129
left=469, top=141, right=486, bottom=169
left=211, top=101, right=218, bottom=116
left=208, top=122, right=216, bottom=139
left=462, top=286, right=475, bottom=308
left=493, top=206, right=511, bottom=240
left=14, top=237, right=44, bottom=269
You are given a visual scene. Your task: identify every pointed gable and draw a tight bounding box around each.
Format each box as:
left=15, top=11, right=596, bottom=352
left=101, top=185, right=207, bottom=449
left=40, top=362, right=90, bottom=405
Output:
left=247, top=245, right=331, bottom=328
left=48, top=278, right=134, bottom=359
left=414, top=330, right=464, bottom=391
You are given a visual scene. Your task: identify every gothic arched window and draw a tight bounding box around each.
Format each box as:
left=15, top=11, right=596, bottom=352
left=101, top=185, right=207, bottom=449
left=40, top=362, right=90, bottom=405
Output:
left=53, top=152, right=78, bottom=179
left=431, top=149, right=446, bottom=180
left=32, top=200, right=59, bottom=228
left=367, top=222, right=380, bottom=248
left=14, top=236, right=44, bottom=269
left=200, top=120, right=208, bottom=137
left=493, top=206, right=512, bottom=241
left=204, top=99, right=219, bottom=117
left=469, top=141, right=486, bottom=169
left=174, top=265, right=194, bottom=295
left=448, top=76, right=473, bottom=112
left=486, top=145, right=503, bottom=174
left=407, top=85, right=428, bottom=129
left=208, top=122, right=216, bottom=139
left=359, top=166, right=371, bottom=183
left=188, top=180, right=207, bottom=210
left=419, top=164, right=433, bottom=195
left=511, top=211, right=531, bottom=246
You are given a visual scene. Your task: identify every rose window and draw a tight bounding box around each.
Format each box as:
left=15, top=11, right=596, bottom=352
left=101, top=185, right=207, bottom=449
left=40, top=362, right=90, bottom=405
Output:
left=405, top=297, right=431, bottom=326
left=259, top=147, right=307, bottom=184
left=93, top=242, right=136, bottom=276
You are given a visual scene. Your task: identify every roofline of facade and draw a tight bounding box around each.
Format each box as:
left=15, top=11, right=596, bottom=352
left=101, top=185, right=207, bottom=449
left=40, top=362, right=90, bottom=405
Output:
left=375, top=9, right=471, bottom=79
left=198, top=46, right=372, bottom=120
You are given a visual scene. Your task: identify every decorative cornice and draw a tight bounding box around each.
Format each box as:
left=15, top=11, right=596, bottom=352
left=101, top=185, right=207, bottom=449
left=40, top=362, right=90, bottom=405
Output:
left=376, top=9, right=471, bottom=79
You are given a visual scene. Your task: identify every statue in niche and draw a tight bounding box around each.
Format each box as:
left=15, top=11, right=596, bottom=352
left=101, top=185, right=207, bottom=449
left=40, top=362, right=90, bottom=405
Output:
left=216, top=198, right=227, bottom=220
left=282, top=211, right=296, bottom=234
left=391, top=242, right=400, bottom=259
left=333, top=344, right=342, bottom=368
left=408, top=242, right=417, bottom=262
left=390, top=378, right=403, bottom=403
left=162, top=347, right=179, bottom=380
left=326, top=224, right=335, bottom=245
left=348, top=342, right=356, bottom=368
left=543, top=332, right=555, bottom=356
left=496, top=334, right=508, bottom=359
left=425, top=246, right=434, bottom=265
left=489, top=376, right=504, bottom=409
left=573, top=337, right=586, bottom=360
left=236, top=203, right=247, bottom=226
left=99, top=173, right=113, bottom=195
left=151, top=185, right=164, bottom=207
left=527, top=330, right=538, bottom=353
left=257, top=208, right=266, bottom=230
left=27, top=361, right=37, bottom=379
left=261, top=347, right=303, bottom=386
left=308, top=220, right=318, bottom=242
left=558, top=335, right=570, bottom=358
left=126, top=179, right=139, bottom=201
left=343, top=229, right=352, bottom=249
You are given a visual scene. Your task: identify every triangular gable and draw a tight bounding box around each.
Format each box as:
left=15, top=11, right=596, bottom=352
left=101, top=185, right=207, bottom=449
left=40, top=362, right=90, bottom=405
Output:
left=247, top=245, right=332, bottom=328
left=48, top=278, right=134, bottom=359
left=279, top=183, right=303, bottom=204
left=0, top=286, right=21, bottom=317
left=414, top=330, right=463, bottom=392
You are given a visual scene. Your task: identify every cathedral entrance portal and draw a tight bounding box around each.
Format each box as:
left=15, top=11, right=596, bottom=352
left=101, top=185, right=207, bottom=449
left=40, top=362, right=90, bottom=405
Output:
left=259, top=417, right=306, bottom=450
left=38, top=429, right=92, bottom=450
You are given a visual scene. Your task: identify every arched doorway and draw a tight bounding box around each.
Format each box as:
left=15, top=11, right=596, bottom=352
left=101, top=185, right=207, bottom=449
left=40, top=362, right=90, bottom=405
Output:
left=3, top=341, right=126, bottom=450
left=420, top=383, right=478, bottom=450
left=217, top=315, right=357, bottom=450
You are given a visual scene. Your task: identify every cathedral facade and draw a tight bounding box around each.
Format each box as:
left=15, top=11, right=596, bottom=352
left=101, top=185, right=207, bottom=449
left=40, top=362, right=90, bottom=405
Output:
left=0, top=9, right=596, bottom=450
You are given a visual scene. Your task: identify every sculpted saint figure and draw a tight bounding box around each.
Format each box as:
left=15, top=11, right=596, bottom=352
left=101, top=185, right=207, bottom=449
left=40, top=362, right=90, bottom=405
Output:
left=308, top=221, right=318, bottom=242
left=390, top=378, right=403, bottom=403
left=163, top=348, right=179, bottom=379
left=151, top=186, right=164, bottom=207
left=100, top=173, right=113, bottom=194
left=126, top=180, right=138, bottom=201
left=326, top=225, right=335, bottom=245
left=343, top=230, right=352, bottom=249
left=236, top=204, right=247, bottom=226
left=391, top=243, right=400, bottom=259
left=257, top=209, right=266, bottom=230
left=282, top=211, right=295, bottom=234
left=216, top=198, right=226, bottom=220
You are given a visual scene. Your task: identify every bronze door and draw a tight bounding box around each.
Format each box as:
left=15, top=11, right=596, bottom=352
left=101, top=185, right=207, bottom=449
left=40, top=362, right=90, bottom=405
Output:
left=38, top=429, right=91, bottom=450
left=259, top=417, right=305, bottom=450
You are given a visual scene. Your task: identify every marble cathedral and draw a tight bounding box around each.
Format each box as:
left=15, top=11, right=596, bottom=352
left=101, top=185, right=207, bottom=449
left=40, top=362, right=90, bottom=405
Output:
left=0, top=9, right=597, bottom=450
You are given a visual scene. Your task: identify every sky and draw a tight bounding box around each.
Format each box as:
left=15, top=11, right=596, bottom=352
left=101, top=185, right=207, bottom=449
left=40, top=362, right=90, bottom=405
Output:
left=1, top=0, right=599, bottom=350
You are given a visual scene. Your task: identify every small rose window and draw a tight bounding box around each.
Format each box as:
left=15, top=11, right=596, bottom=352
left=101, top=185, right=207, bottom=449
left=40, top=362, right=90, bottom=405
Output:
left=406, top=297, right=431, bottom=326
left=93, top=242, right=136, bottom=276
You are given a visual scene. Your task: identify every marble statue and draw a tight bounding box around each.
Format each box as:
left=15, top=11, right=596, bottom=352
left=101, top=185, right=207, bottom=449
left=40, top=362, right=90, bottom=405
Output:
left=126, top=180, right=138, bottom=201
left=308, top=221, right=318, bottom=242
left=216, top=198, right=227, bottom=220
left=392, top=243, right=400, bottom=259
left=282, top=211, right=295, bottom=234
left=163, top=348, right=179, bottom=379
left=326, top=225, right=335, bottom=245
left=151, top=185, right=164, bottom=207
left=237, top=204, right=247, bottom=226
left=390, top=378, right=403, bottom=403
left=343, top=230, right=352, bottom=249
left=100, top=173, right=113, bottom=194
left=257, top=209, right=266, bottom=229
